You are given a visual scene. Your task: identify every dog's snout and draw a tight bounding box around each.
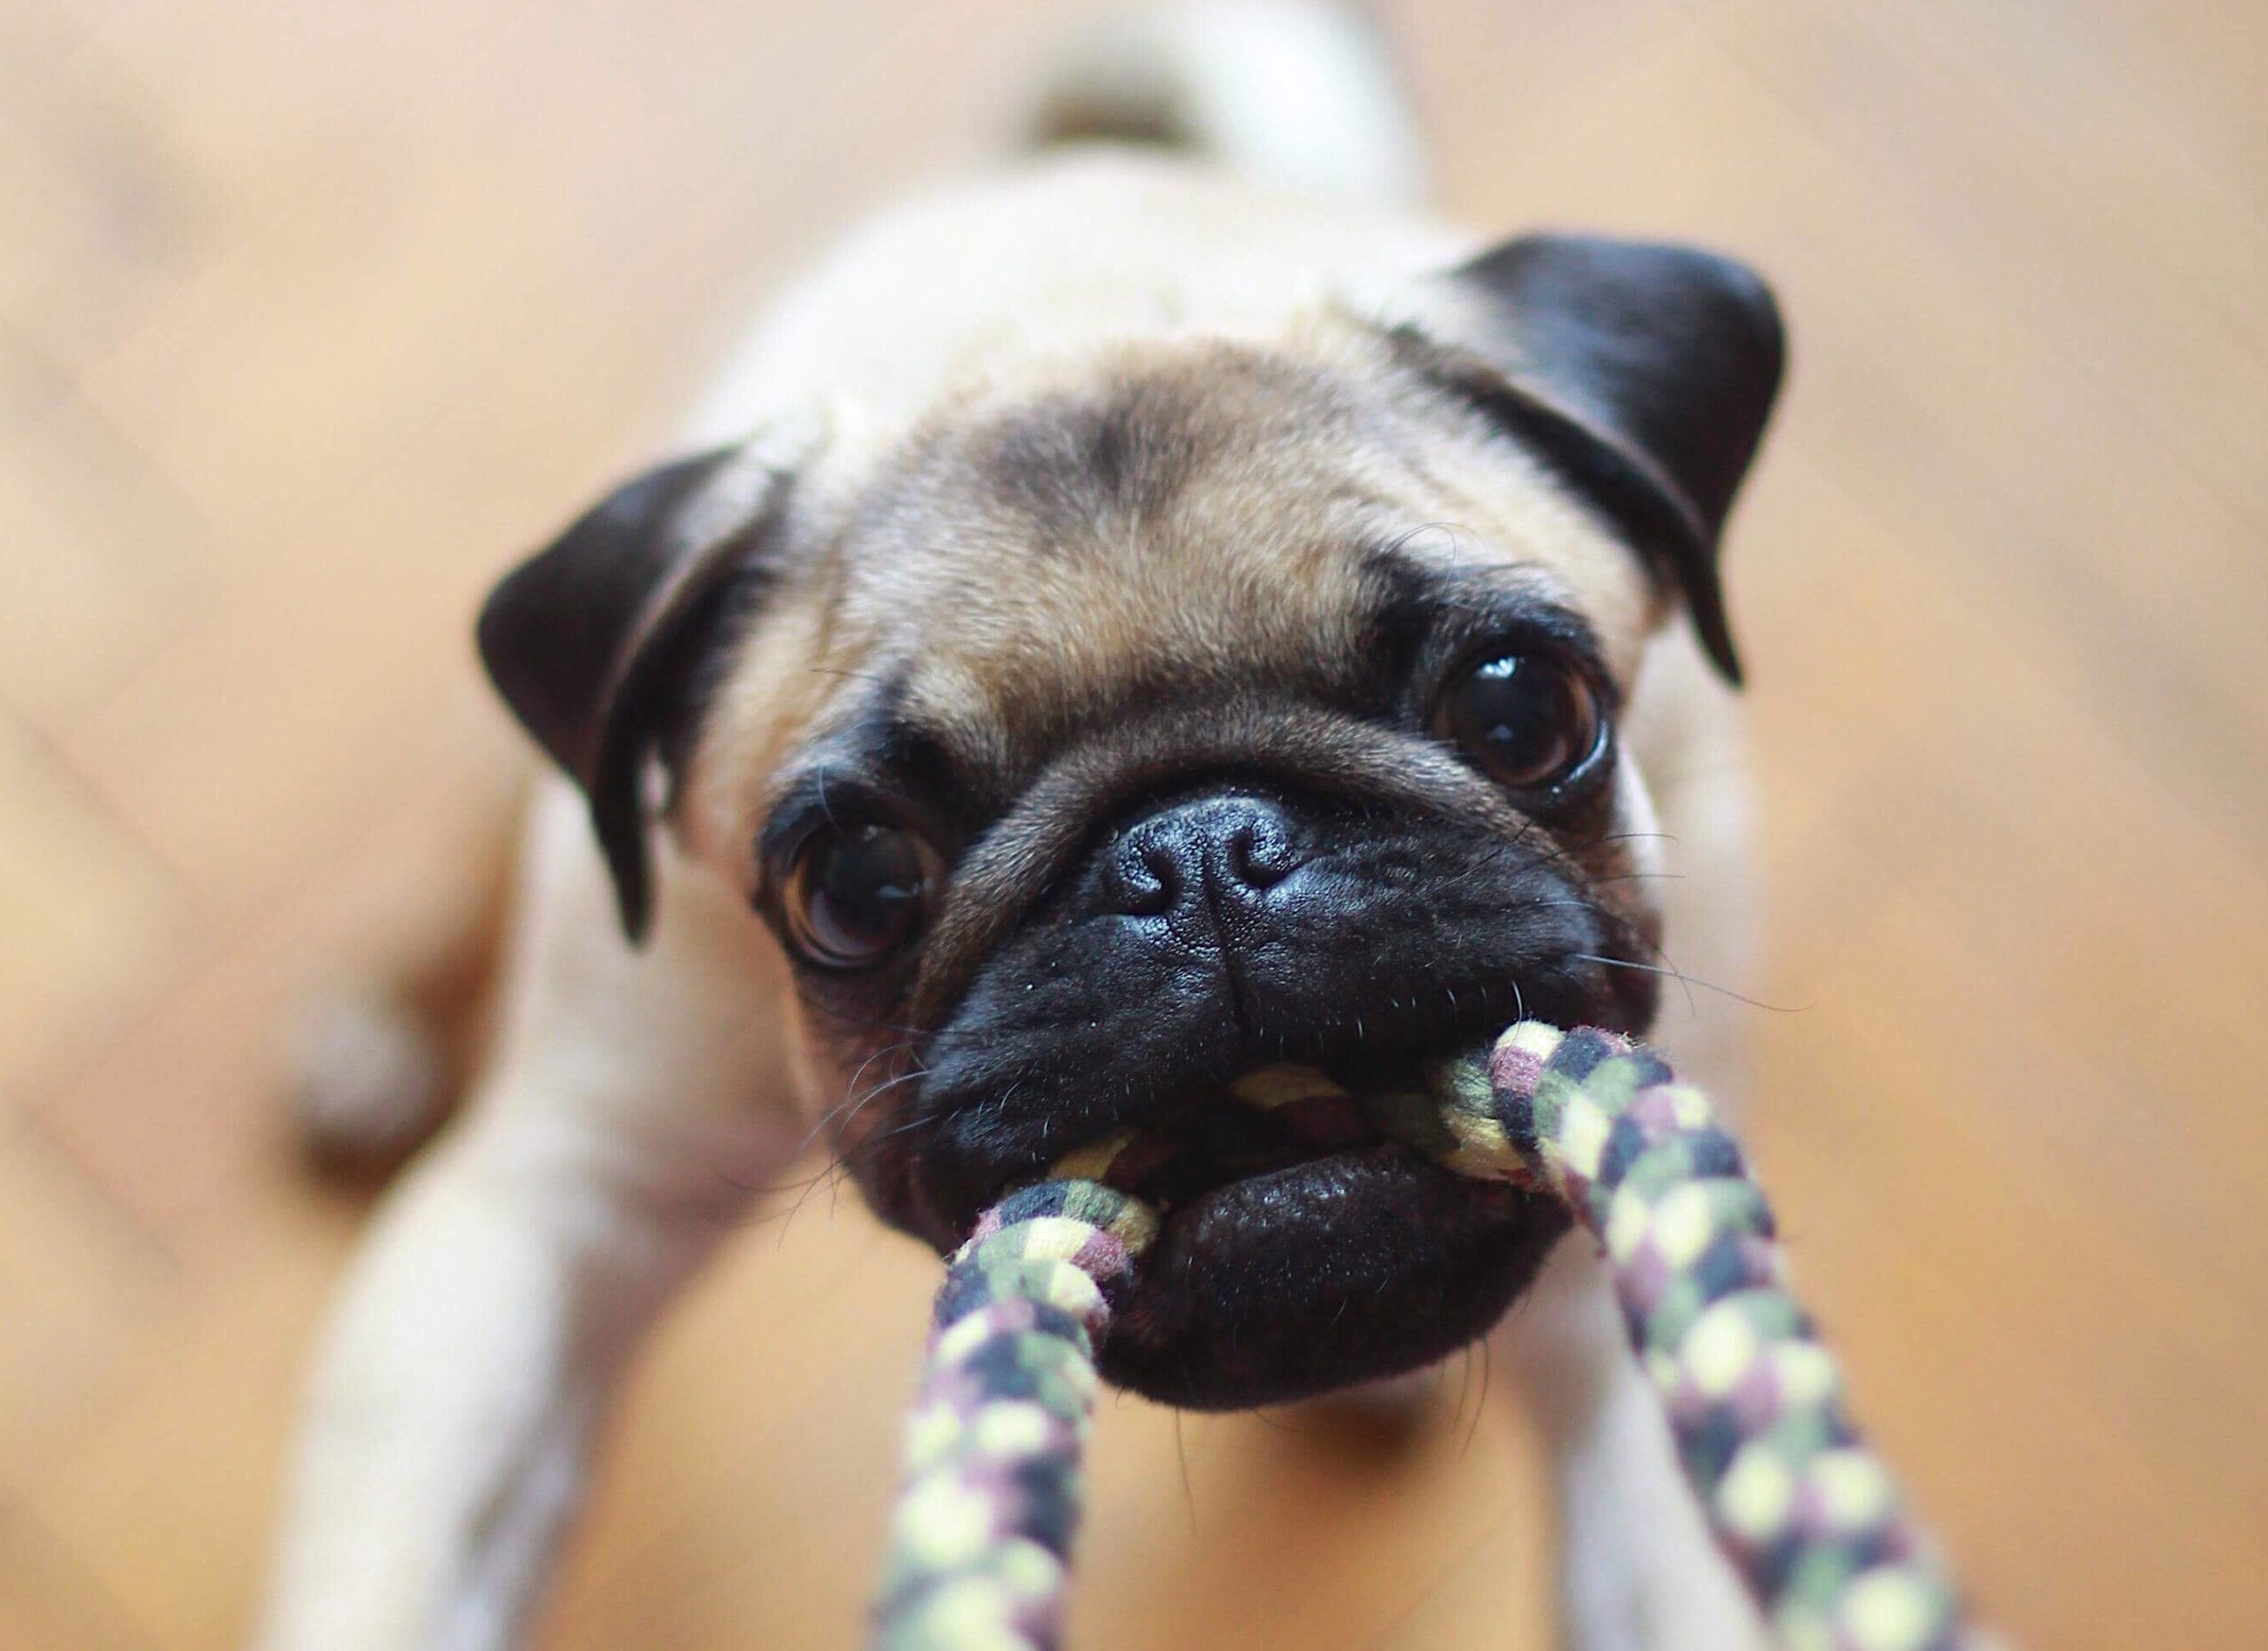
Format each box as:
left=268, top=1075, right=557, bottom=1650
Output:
left=1106, top=794, right=1311, bottom=927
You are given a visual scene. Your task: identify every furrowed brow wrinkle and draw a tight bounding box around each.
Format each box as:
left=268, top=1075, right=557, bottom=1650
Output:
left=1365, top=547, right=1605, bottom=650
left=873, top=717, right=1005, bottom=841
left=1348, top=549, right=1440, bottom=705
left=754, top=666, right=1001, bottom=868
left=756, top=770, right=897, bottom=889
left=850, top=667, right=1006, bottom=827
left=1359, top=549, right=1618, bottom=715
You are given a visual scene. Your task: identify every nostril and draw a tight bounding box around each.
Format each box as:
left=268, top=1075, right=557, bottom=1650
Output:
left=1225, top=821, right=1302, bottom=890
left=1112, top=838, right=1179, bottom=916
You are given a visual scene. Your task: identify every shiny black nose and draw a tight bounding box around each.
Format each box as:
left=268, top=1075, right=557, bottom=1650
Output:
left=1106, top=793, right=1313, bottom=935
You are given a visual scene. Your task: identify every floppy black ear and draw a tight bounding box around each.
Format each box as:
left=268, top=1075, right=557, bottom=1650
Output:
left=477, top=441, right=794, bottom=940
left=1423, top=233, right=1785, bottom=682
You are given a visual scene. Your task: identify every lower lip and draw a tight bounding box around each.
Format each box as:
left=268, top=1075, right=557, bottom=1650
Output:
left=1145, top=1141, right=1441, bottom=1226
left=1091, top=1144, right=1564, bottom=1410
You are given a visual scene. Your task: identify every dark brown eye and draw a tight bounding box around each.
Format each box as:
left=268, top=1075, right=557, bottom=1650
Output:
left=1433, top=651, right=1604, bottom=790
left=782, top=822, right=935, bottom=970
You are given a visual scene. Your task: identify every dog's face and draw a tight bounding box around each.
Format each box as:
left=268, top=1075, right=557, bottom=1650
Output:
left=478, top=234, right=1782, bottom=1408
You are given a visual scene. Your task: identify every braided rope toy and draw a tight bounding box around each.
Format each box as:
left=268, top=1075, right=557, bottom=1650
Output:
left=872, top=1023, right=1985, bottom=1651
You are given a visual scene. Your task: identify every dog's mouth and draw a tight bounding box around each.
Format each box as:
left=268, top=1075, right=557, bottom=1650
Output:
left=1052, top=1062, right=1391, bottom=1212
left=983, top=1043, right=1568, bottom=1411
left=894, top=954, right=1643, bottom=1410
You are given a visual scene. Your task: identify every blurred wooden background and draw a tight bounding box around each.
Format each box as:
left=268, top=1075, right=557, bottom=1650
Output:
left=4, top=0, right=2265, bottom=1645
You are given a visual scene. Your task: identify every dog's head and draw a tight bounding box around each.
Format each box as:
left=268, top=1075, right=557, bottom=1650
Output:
left=478, top=232, right=1782, bottom=1407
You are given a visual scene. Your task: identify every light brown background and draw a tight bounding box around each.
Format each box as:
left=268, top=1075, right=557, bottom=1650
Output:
left=5, top=0, right=2265, bottom=1645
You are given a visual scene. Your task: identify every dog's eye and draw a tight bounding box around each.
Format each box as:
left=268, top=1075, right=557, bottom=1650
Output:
left=782, top=823, right=935, bottom=969
left=1433, top=651, right=1604, bottom=791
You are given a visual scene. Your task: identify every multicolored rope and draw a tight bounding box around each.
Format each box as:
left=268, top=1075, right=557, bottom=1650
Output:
left=873, top=1179, right=1157, bottom=1649
left=1415, top=1024, right=1984, bottom=1651
left=872, top=1023, right=1985, bottom=1651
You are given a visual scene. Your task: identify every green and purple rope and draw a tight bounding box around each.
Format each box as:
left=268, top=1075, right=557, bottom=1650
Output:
left=873, top=1023, right=1985, bottom=1651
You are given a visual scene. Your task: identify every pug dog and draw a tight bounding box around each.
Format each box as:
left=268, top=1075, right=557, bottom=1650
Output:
left=261, top=5, right=1781, bottom=1647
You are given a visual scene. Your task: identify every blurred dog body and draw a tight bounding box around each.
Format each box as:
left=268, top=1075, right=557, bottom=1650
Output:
left=264, top=5, right=1775, bottom=1646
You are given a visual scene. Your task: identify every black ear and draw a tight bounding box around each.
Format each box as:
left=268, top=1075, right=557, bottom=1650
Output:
left=477, top=442, right=794, bottom=940
left=1423, top=233, right=1785, bottom=682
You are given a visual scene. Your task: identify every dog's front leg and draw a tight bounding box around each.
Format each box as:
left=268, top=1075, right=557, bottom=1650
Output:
left=1496, top=1234, right=1767, bottom=1651
left=259, top=781, right=804, bottom=1650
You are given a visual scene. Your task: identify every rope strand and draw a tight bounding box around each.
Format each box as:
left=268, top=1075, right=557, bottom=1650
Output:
left=871, top=1023, right=1988, bottom=1651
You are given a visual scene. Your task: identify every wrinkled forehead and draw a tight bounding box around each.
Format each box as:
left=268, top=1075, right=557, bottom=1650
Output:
left=826, top=341, right=1651, bottom=771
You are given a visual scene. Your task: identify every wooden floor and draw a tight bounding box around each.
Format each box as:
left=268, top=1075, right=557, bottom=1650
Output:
left=5, top=0, right=2265, bottom=1645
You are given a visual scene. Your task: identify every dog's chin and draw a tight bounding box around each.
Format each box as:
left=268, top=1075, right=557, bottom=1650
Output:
left=1099, top=1144, right=1566, bottom=1409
